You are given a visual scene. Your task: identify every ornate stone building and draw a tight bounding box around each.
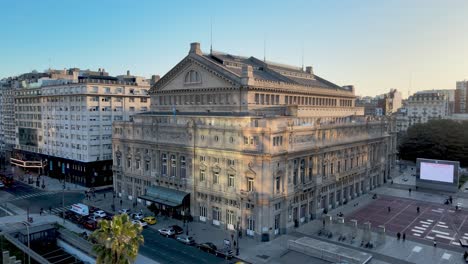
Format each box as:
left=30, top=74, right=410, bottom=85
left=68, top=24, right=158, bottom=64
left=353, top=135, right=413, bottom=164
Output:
left=112, top=43, right=396, bottom=239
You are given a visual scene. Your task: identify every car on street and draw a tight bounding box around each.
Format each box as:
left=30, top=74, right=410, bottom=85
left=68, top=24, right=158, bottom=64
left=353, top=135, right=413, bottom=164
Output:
left=132, top=219, right=148, bottom=228
left=0, top=182, right=5, bottom=188
left=198, top=242, right=217, bottom=254
left=93, top=210, right=107, bottom=218
left=142, top=216, right=156, bottom=225
left=88, top=215, right=103, bottom=222
left=84, top=220, right=98, bottom=231
left=119, top=208, right=130, bottom=215
left=169, top=225, right=184, bottom=234
left=131, top=212, right=144, bottom=220
left=158, top=228, right=176, bottom=237
left=176, top=235, right=195, bottom=245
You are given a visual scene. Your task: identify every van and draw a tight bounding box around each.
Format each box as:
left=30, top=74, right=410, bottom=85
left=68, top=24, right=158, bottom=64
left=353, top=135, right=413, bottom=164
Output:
left=70, top=203, right=89, bottom=216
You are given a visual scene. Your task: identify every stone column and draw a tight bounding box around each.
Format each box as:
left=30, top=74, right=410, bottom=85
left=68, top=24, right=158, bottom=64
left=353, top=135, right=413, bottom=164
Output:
left=336, top=216, right=345, bottom=237
left=377, top=225, right=386, bottom=245
left=349, top=219, right=358, bottom=239
left=363, top=221, right=372, bottom=243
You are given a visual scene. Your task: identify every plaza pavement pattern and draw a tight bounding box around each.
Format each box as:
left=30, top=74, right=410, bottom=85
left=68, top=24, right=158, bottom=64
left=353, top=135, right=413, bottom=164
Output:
left=348, top=194, right=468, bottom=248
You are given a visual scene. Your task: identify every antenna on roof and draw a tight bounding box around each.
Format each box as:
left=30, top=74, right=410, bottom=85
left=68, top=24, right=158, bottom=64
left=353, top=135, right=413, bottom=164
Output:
left=301, top=41, right=304, bottom=71
left=210, top=17, right=213, bottom=55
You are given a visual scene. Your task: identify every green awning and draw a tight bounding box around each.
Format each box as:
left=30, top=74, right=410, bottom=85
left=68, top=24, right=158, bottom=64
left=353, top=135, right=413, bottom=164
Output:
left=139, top=186, right=189, bottom=207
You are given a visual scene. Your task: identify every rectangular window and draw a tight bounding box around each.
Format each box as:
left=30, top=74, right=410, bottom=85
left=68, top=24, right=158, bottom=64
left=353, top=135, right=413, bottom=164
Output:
left=212, top=207, right=221, bottom=221
left=255, top=93, right=259, bottom=104
left=247, top=178, right=254, bottom=192
left=276, top=177, right=280, bottom=192
left=228, top=174, right=235, bottom=187
left=200, top=170, right=205, bottom=181
left=226, top=210, right=235, bottom=225
left=161, top=154, right=167, bottom=176
left=213, top=172, right=219, bottom=184
left=200, top=206, right=207, bottom=217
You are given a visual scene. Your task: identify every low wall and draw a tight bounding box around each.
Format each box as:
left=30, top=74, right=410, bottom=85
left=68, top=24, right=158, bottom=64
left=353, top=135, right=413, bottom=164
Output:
left=288, top=237, right=372, bottom=264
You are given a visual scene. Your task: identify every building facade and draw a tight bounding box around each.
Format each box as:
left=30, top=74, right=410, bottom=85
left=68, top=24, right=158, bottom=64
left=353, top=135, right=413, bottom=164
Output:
left=455, top=81, right=468, bottom=113
left=396, top=91, right=449, bottom=132
left=112, top=43, right=396, bottom=239
left=11, top=69, right=152, bottom=187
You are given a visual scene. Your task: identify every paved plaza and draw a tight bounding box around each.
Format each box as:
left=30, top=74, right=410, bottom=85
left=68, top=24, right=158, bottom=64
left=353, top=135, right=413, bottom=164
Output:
left=348, top=194, right=468, bottom=248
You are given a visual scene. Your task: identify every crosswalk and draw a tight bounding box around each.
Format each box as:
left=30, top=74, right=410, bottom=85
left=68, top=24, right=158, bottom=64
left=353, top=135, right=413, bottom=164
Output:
left=45, top=205, right=70, bottom=215
left=7, top=191, right=56, bottom=202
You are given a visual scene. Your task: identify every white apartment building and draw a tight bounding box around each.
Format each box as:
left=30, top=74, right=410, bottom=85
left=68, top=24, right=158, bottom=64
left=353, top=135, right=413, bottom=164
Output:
left=12, top=69, right=153, bottom=186
left=396, top=91, right=448, bottom=132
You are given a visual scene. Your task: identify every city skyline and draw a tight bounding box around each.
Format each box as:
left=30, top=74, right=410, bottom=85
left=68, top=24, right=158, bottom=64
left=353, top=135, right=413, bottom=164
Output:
left=2, top=0, right=468, bottom=97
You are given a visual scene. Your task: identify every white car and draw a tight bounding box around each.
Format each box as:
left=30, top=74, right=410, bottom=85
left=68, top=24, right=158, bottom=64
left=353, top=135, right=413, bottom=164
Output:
left=119, top=208, right=130, bottom=215
left=93, top=210, right=107, bottom=218
left=0, top=182, right=5, bottom=188
left=158, top=228, right=175, bottom=237
left=131, top=212, right=144, bottom=220
left=89, top=215, right=103, bottom=222
left=132, top=219, right=148, bottom=228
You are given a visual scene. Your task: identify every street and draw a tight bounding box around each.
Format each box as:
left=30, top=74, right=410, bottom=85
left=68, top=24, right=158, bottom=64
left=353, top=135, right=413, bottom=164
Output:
left=140, top=228, right=236, bottom=264
left=0, top=180, right=84, bottom=215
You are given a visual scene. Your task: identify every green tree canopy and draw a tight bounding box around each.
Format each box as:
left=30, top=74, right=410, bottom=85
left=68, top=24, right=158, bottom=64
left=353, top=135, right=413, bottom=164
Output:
left=91, top=214, right=144, bottom=264
left=398, top=119, right=468, bottom=167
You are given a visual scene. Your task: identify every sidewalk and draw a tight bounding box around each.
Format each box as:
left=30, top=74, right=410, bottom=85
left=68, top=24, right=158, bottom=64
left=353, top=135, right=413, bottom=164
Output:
left=28, top=175, right=88, bottom=192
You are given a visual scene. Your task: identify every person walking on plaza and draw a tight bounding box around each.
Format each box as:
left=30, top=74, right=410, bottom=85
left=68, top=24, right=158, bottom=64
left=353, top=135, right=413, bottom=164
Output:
left=409, top=188, right=412, bottom=195
left=388, top=206, right=391, bottom=213
left=417, top=206, right=420, bottom=213
left=433, top=238, right=437, bottom=247
left=402, top=233, right=406, bottom=241
left=397, top=232, right=401, bottom=240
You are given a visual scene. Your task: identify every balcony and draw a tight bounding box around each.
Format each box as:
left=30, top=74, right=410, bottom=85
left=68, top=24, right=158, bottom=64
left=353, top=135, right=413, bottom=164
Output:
left=240, top=189, right=257, bottom=200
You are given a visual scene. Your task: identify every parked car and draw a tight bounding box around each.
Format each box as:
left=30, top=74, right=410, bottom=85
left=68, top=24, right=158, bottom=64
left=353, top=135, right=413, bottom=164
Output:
left=169, top=225, right=184, bottom=234
left=0, top=182, right=5, bottom=188
left=93, top=210, right=107, bottom=218
left=158, top=228, right=175, bottom=237
left=132, top=219, right=148, bottom=228
left=88, top=215, right=103, bottom=222
left=88, top=206, right=99, bottom=214
left=84, top=220, right=98, bottom=231
left=131, top=212, right=144, bottom=220
left=119, top=208, right=130, bottom=215
left=142, top=216, right=156, bottom=225
left=215, top=248, right=234, bottom=259
left=176, top=235, right=195, bottom=245
left=198, top=242, right=217, bottom=254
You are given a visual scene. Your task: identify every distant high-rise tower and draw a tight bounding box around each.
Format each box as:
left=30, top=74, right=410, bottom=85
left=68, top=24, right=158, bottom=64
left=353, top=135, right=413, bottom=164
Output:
left=455, top=81, right=468, bottom=113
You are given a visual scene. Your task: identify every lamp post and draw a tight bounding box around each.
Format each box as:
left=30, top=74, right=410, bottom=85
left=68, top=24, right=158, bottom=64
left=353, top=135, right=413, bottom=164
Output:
left=236, top=220, right=240, bottom=256
left=22, top=221, right=31, bottom=264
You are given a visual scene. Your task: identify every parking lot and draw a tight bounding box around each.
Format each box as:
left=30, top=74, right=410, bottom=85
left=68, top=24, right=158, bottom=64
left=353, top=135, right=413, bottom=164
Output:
left=347, top=194, right=468, bottom=247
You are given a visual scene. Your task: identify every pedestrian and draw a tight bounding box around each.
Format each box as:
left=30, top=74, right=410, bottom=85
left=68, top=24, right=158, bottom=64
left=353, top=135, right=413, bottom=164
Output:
left=391, top=180, right=393, bottom=185
left=120, top=199, right=123, bottom=206
left=388, top=206, right=391, bottom=213
left=103, top=193, right=106, bottom=198
left=449, top=196, right=453, bottom=204
left=397, top=232, right=401, bottom=240
left=409, top=188, right=412, bottom=195
left=323, top=219, right=326, bottom=228
left=40, top=208, right=43, bottom=216
left=49, top=206, right=52, bottom=214
left=402, top=233, right=406, bottom=241
left=417, top=206, right=420, bottom=213
left=433, top=238, right=437, bottom=247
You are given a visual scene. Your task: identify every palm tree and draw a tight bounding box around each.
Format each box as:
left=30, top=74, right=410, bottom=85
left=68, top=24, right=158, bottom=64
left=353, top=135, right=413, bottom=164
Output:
left=91, top=213, right=144, bottom=264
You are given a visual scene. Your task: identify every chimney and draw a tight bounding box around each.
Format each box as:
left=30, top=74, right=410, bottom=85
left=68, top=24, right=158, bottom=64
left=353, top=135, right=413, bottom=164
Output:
left=241, top=65, right=254, bottom=85
left=189, top=42, right=202, bottom=55
left=127, top=70, right=130, bottom=76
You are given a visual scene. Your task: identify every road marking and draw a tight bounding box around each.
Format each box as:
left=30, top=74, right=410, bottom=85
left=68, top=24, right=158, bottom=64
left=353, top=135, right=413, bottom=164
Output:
left=413, top=233, right=421, bottom=237
left=431, top=209, right=443, bottom=213
left=435, top=234, right=454, bottom=240
left=463, top=236, right=468, bottom=240
left=439, top=221, right=446, bottom=225
left=426, top=236, right=434, bottom=239
left=442, top=253, right=451, bottom=260
left=412, top=229, right=424, bottom=233
left=436, top=224, right=449, bottom=228
left=427, top=219, right=434, bottom=222
left=414, top=226, right=426, bottom=231
left=420, top=221, right=431, bottom=225
left=422, top=224, right=429, bottom=228
left=432, top=230, right=450, bottom=236
left=452, top=241, right=461, bottom=246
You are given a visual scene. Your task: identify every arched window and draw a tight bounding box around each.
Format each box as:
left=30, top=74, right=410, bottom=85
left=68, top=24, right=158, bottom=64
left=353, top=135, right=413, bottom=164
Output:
left=184, top=70, right=201, bottom=84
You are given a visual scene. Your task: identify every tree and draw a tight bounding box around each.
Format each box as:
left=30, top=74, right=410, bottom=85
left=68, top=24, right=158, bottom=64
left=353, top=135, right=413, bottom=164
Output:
left=398, top=119, right=468, bottom=166
left=91, top=214, right=144, bottom=264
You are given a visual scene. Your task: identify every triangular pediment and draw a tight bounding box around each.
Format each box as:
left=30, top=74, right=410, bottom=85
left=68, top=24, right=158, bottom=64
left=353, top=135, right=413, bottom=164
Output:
left=151, top=55, right=240, bottom=92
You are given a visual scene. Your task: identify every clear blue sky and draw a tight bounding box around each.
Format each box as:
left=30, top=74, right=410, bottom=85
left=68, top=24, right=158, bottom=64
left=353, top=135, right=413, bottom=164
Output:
left=2, top=0, right=468, bottom=96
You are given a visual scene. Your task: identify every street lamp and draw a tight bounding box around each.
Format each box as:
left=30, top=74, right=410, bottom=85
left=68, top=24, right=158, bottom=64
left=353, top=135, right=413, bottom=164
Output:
left=21, top=221, right=31, bottom=264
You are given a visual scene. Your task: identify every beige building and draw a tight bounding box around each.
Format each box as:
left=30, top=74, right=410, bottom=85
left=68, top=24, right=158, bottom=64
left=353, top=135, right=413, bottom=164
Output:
left=112, top=43, right=396, bottom=239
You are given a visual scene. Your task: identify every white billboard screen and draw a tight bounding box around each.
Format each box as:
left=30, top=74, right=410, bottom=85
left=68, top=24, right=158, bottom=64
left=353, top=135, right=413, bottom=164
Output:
left=420, top=162, right=454, bottom=183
